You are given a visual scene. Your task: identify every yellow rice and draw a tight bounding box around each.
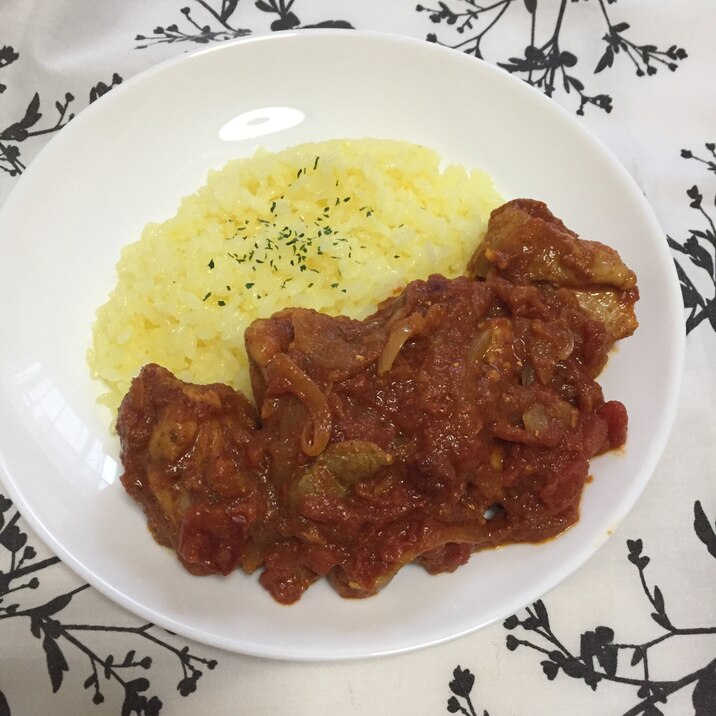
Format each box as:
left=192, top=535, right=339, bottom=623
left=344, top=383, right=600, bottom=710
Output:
left=88, top=139, right=502, bottom=414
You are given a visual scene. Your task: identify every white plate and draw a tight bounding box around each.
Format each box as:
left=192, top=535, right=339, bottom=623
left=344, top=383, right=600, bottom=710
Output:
left=0, top=31, right=684, bottom=660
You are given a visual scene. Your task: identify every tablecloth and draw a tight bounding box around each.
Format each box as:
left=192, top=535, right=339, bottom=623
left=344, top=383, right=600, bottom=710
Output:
left=0, top=2, right=714, bottom=714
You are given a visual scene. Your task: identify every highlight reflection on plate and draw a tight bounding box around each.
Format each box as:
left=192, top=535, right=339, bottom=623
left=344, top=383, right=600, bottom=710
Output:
left=0, top=31, right=683, bottom=660
left=218, top=106, right=305, bottom=141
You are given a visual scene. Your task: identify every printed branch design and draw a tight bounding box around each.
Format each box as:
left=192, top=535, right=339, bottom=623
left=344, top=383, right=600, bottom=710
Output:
left=0, top=495, right=218, bottom=714
left=495, top=500, right=716, bottom=716
left=416, top=0, right=687, bottom=114
left=135, top=0, right=353, bottom=48
left=667, top=143, right=716, bottom=334
left=592, top=0, right=687, bottom=79
left=0, top=44, right=122, bottom=178
left=446, top=666, right=490, bottom=716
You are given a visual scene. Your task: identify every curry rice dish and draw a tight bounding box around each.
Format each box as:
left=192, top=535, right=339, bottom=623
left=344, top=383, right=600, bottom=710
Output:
left=116, top=198, right=638, bottom=604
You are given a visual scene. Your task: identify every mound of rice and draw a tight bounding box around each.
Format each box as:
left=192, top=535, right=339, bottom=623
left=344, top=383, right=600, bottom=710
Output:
left=88, top=139, right=502, bottom=414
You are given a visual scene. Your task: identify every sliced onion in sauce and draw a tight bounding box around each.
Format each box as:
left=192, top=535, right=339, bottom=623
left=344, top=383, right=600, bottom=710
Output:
left=468, top=327, right=493, bottom=363
left=377, top=312, right=424, bottom=375
left=557, top=327, right=575, bottom=360
left=522, top=404, right=549, bottom=436
left=267, top=353, right=332, bottom=456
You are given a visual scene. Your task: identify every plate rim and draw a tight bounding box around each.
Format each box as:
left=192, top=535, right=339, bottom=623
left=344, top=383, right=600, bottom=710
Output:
left=0, top=28, right=686, bottom=661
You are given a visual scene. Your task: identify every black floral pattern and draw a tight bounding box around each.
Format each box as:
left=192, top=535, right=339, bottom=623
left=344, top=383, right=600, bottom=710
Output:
left=416, top=0, right=687, bottom=114
left=442, top=500, right=716, bottom=716
left=135, top=0, right=353, bottom=48
left=0, top=494, right=217, bottom=715
left=447, top=666, right=490, bottom=716
left=0, top=3, right=712, bottom=713
left=0, top=44, right=122, bottom=178
left=667, top=143, right=716, bottom=334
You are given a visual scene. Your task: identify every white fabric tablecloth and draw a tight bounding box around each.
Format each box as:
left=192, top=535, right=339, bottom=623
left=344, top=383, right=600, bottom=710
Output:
left=0, top=2, right=714, bottom=714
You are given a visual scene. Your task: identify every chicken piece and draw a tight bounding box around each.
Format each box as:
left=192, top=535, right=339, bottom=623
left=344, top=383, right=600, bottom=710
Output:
left=245, top=307, right=388, bottom=408
left=243, top=274, right=629, bottom=602
left=468, top=198, right=637, bottom=289
left=571, top=287, right=639, bottom=346
left=117, top=198, right=638, bottom=605
left=117, top=364, right=265, bottom=576
left=468, top=199, right=638, bottom=342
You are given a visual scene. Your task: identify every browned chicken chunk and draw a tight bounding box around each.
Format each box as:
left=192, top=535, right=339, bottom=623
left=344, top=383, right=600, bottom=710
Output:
left=117, top=364, right=265, bottom=576
left=467, top=199, right=639, bottom=345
